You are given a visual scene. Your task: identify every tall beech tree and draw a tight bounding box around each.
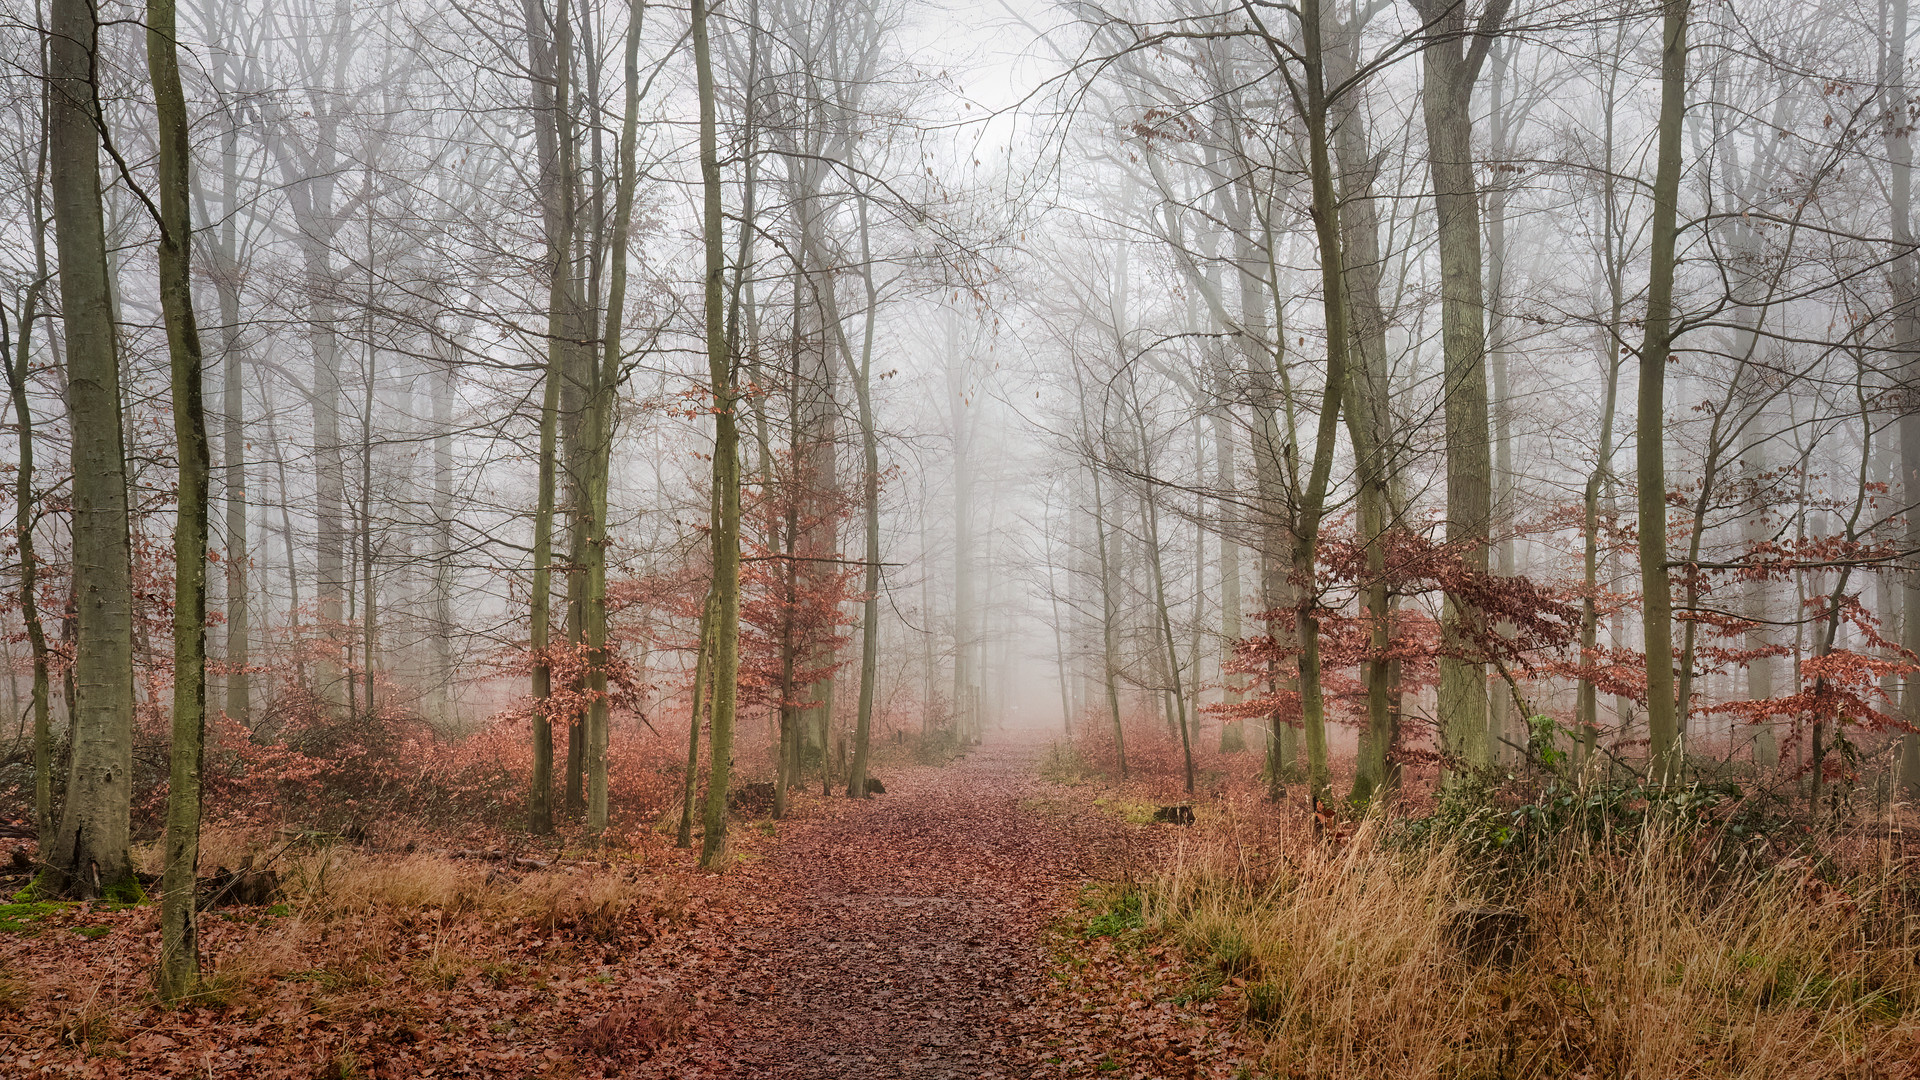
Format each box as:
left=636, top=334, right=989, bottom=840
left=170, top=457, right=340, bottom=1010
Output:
left=1638, top=0, right=1691, bottom=782
left=1410, top=0, right=1510, bottom=775
left=41, top=0, right=137, bottom=901
left=694, top=0, right=745, bottom=869
left=1890, top=0, right=1920, bottom=794
left=526, top=0, right=577, bottom=834
left=148, top=0, right=213, bottom=999
left=579, top=0, right=649, bottom=834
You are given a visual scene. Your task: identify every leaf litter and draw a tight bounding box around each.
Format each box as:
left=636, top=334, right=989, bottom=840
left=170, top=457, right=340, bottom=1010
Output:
left=0, top=737, right=1251, bottom=1079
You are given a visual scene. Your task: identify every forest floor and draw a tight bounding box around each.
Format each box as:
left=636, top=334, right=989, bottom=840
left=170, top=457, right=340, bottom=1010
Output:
left=635, top=733, right=1249, bottom=1080
left=0, top=733, right=1253, bottom=1079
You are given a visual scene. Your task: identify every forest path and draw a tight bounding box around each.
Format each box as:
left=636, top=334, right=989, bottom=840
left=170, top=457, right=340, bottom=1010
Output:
left=648, top=733, right=1154, bottom=1079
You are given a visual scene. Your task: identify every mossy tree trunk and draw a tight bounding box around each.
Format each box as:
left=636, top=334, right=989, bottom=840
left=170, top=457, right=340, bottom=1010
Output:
left=525, top=0, right=581, bottom=834
left=148, top=0, right=212, bottom=1000
left=1637, top=0, right=1692, bottom=784
left=1889, top=0, right=1920, bottom=794
left=1411, top=0, right=1510, bottom=779
left=43, top=0, right=137, bottom=903
left=693, top=0, right=744, bottom=869
left=578, top=0, right=648, bottom=836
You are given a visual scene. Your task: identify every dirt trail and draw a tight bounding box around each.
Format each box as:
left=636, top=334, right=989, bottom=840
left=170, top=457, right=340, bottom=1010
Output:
left=645, top=735, right=1154, bottom=1079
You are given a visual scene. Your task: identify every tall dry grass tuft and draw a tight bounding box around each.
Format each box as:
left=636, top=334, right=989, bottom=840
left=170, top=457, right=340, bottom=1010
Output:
left=274, top=847, right=644, bottom=935
left=1146, top=817, right=1920, bottom=1078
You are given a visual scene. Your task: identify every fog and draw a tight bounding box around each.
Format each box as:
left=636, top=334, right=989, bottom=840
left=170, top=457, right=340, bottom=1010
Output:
left=5, top=0, right=1919, bottom=861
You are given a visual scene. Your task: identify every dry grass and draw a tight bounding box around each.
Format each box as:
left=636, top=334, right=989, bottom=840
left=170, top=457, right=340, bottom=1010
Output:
left=1146, top=817, right=1920, bottom=1078
left=270, top=846, right=651, bottom=939
left=120, top=834, right=673, bottom=1009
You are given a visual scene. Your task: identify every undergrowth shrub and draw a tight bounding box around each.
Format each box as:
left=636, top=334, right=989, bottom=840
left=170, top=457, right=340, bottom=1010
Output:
left=908, top=727, right=969, bottom=766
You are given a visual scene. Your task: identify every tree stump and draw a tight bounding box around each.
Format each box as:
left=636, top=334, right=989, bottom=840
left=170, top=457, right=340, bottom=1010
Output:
left=199, top=856, right=281, bottom=909
left=728, top=781, right=777, bottom=819
left=1446, top=905, right=1530, bottom=966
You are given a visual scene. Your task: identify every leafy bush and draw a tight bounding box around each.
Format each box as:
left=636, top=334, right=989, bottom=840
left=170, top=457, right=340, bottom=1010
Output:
left=1395, top=715, right=1801, bottom=880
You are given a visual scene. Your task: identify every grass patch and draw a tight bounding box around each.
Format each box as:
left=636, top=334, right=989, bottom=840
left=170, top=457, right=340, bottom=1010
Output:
left=1091, top=795, right=1159, bottom=826
left=1143, top=820, right=1920, bottom=1077
left=290, top=963, right=387, bottom=993
left=1081, top=885, right=1145, bottom=940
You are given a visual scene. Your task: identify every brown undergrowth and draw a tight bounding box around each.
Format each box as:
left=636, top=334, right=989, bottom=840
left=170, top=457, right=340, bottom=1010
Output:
left=0, top=819, right=767, bottom=1079
left=1142, top=802, right=1920, bottom=1079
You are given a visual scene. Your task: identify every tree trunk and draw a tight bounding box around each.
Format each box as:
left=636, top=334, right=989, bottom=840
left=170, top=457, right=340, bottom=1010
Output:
left=358, top=327, right=378, bottom=718
left=1638, top=0, right=1692, bottom=783
left=679, top=588, right=715, bottom=848
left=429, top=345, right=456, bottom=727
left=1888, top=0, right=1920, bottom=794
left=5, top=275, right=51, bottom=845
left=775, top=362, right=803, bottom=815
left=1263, top=0, right=1355, bottom=803
left=1485, top=39, right=1518, bottom=763
left=575, top=0, right=647, bottom=836
left=1325, top=5, right=1395, bottom=800
left=1412, top=0, right=1509, bottom=778
left=948, top=325, right=975, bottom=745
left=551, top=0, right=591, bottom=821
left=42, top=0, right=137, bottom=902
left=694, top=0, right=744, bottom=869
left=1140, top=487, right=1195, bottom=794
left=213, top=83, right=250, bottom=734
left=1578, top=332, right=1626, bottom=761
left=1576, top=37, right=1632, bottom=764
left=525, top=0, right=580, bottom=833
left=529, top=333, right=560, bottom=833
left=148, top=0, right=212, bottom=997
left=1213, top=405, right=1244, bottom=752
left=845, top=194, right=881, bottom=799
left=1091, top=467, right=1127, bottom=779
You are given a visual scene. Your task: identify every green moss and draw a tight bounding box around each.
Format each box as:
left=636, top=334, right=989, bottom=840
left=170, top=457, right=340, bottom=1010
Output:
left=13, top=873, right=147, bottom=907
left=71, top=924, right=113, bottom=940
left=101, top=876, right=147, bottom=905
left=0, top=900, right=76, bottom=934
